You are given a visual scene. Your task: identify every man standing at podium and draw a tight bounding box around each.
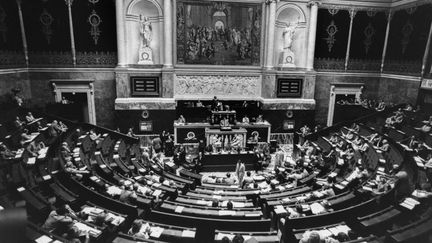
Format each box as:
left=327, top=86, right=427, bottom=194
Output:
left=235, top=160, right=245, bottom=187
left=220, top=117, right=230, bottom=127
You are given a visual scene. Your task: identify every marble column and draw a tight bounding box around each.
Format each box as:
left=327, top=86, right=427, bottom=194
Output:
left=344, top=9, right=356, bottom=71
left=263, top=2, right=269, bottom=67
left=65, top=0, right=76, bottom=66
left=306, top=1, right=319, bottom=70
left=16, top=0, right=28, bottom=66
left=265, top=0, right=277, bottom=69
left=164, top=0, right=173, bottom=67
left=380, top=11, right=392, bottom=72
left=115, top=0, right=127, bottom=67
left=421, top=20, right=432, bottom=77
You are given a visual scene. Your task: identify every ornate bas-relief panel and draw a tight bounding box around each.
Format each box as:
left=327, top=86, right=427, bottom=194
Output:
left=174, top=75, right=261, bottom=98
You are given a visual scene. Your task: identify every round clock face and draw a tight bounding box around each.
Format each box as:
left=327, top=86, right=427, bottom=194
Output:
left=141, top=110, right=149, bottom=119
left=142, top=52, right=149, bottom=60
left=286, top=110, right=293, bottom=118
left=285, top=56, right=293, bottom=63
left=187, top=131, right=196, bottom=140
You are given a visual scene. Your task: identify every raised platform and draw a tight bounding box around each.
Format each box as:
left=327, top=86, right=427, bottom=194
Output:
left=114, top=97, right=315, bottom=110
left=201, top=151, right=257, bottom=172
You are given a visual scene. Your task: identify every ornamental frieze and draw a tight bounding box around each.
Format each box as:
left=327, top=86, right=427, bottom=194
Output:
left=174, top=75, right=261, bottom=98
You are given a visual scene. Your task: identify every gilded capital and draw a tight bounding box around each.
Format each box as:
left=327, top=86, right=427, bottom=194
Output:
left=307, top=1, right=321, bottom=8
left=64, top=0, right=74, bottom=7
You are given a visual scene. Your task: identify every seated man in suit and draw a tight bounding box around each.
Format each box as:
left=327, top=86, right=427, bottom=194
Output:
left=242, top=115, right=250, bottom=124
left=14, top=116, right=24, bottom=129
left=220, top=117, right=230, bottom=128
left=20, top=129, right=33, bottom=146
left=25, top=112, right=35, bottom=123
left=0, top=143, right=16, bottom=159
left=42, top=203, right=77, bottom=232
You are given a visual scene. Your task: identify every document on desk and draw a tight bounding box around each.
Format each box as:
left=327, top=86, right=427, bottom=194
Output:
left=27, top=157, right=36, bottom=165
left=150, top=227, right=164, bottom=238
left=219, top=210, right=236, bottom=216
left=175, top=206, right=185, bottom=213
left=35, top=235, right=52, bottom=243
left=182, top=230, right=196, bottom=238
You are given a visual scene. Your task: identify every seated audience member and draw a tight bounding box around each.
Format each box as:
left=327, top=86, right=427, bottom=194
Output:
left=61, top=142, right=71, bottom=159
left=299, top=231, right=321, bottom=243
left=48, top=120, right=62, bottom=137
left=177, top=115, right=186, bottom=124
left=42, top=203, right=77, bottom=232
left=221, top=236, right=231, bottom=243
left=256, top=114, right=264, bottom=123
left=299, top=125, right=311, bottom=137
left=341, top=130, right=354, bottom=140
left=13, top=91, right=23, bottom=106
left=64, top=157, right=89, bottom=176
left=350, top=123, right=360, bottom=133
left=119, top=185, right=137, bottom=204
left=20, top=129, right=33, bottom=145
left=128, top=219, right=151, bottom=239
left=89, top=129, right=101, bottom=142
left=0, top=143, right=16, bottom=159
left=416, top=123, right=432, bottom=133
left=422, top=115, right=432, bottom=125
left=404, top=104, right=413, bottom=111
left=152, top=136, right=162, bottom=153
left=126, top=127, right=135, bottom=137
left=224, top=173, right=236, bottom=185
left=58, top=121, right=68, bottom=131
left=335, top=232, right=350, bottom=242
left=26, top=141, right=44, bottom=157
left=376, top=100, right=386, bottom=111
left=64, top=226, right=90, bottom=243
left=357, top=138, right=369, bottom=153
left=14, top=116, right=24, bottom=129
left=242, top=115, right=250, bottom=124
left=378, top=139, right=390, bottom=152
left=329, top=134, right=338, bottom=144
left=232, top=234, right=244, bottom=243
left=35, top=121, right=44, bottom=131
left=220, top=117, right=230, bottom=127
left=25, top=112, right=36, bottom=123
left=226, top=200, right=234, bottom=210
left=243, top=171, right=254, bottom=186
left=402, top=135, right=419, bottom=150
left=394, top=171, right=411, bottom=200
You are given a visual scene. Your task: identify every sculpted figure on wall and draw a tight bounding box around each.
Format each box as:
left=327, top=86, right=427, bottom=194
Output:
left=140, top=15, right=152, bottom=47
left=282, top=21, right=298, bottom=50
left=175, top=75, right=260, bottom=98
left=138, top=15, right=154, bottom=64
left=280, top=21, right=299, bottom=68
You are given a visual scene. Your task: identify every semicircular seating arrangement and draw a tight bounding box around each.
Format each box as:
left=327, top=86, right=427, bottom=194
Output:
left=0, top=104, right=431, bottom=243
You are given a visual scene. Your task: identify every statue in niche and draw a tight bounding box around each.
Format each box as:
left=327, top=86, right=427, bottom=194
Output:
left=138, top=15, right=154, bottom=64
left=282, top=21, right=298, bottom=50
left=280, top=20, right=299, bottom=68
left=140, top=15, right=152, bottom=47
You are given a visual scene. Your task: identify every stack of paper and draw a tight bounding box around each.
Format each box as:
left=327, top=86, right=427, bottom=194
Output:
left=27, top=157, right=36, bottom=165
left=310, top=202, right=326, bottom=215
left=274, top=205, right=287, bottom=214
left=175, top=206, right=184, bottom=213
left=400, top=197, right=420, bottom=210
left=34, top=235, right=52, bottom=243
left=182, top=230, right=195, bottom=238
left=150, top=227, right=164, bottom=238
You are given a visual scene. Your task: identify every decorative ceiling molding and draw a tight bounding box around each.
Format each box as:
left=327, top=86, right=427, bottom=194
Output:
left=319, top=0, right=431, bottom=12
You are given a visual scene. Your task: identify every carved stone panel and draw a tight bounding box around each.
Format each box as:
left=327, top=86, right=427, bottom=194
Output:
left=174, top=75, right=261, bottom=99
